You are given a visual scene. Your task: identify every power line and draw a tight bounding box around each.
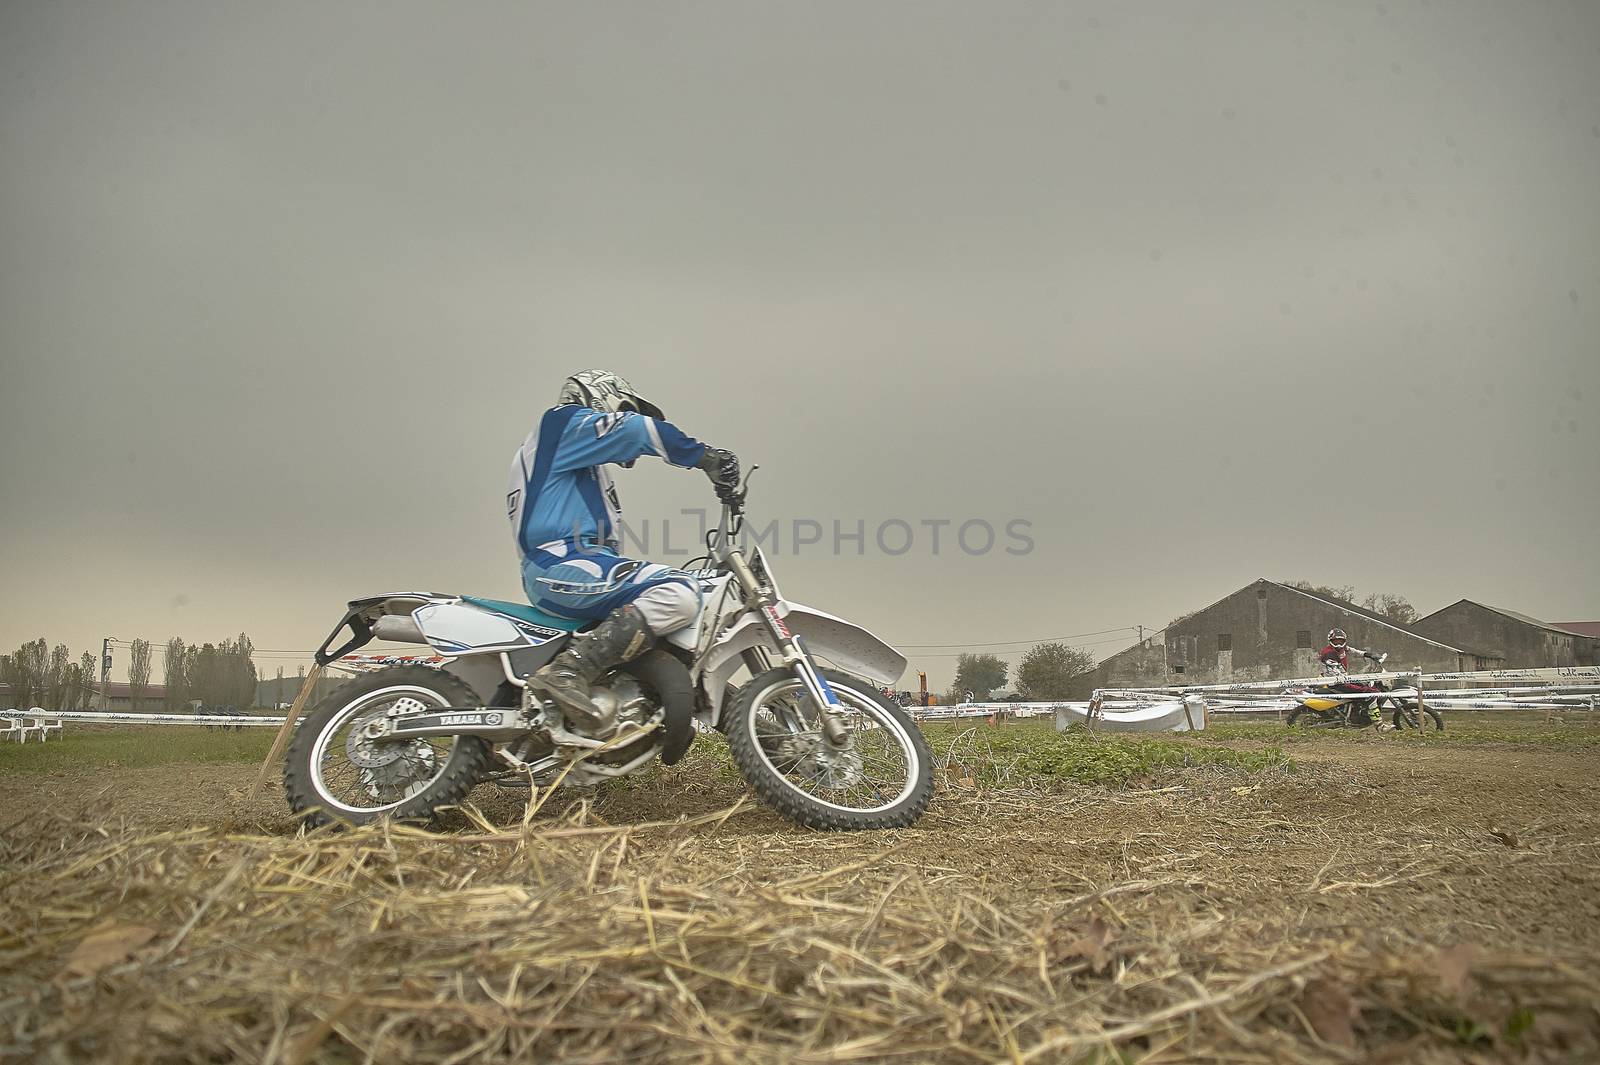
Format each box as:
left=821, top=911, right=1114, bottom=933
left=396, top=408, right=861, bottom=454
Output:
left=894, top=626, right=1138, bottom=649
left=904, top=633, right=1145, bottom=659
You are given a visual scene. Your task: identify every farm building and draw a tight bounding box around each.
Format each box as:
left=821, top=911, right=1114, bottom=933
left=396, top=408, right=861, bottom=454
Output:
left=0, top=681, right=168, bottom=712
left=1067, top=579, right=1502, bottom=698
left=255, top=673, right=344, bottom=708
left=1411, top=601, right=1599, bottom=668
left=99, top=682, right=168, bottom=711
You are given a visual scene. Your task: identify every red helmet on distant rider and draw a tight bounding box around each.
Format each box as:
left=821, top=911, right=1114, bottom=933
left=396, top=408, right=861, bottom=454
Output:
left=1327, top=628, right=1348, bottom=648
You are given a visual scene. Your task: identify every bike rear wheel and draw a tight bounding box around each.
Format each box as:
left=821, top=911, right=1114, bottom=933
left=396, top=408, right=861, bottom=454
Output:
left=1390, top=700, right=1444, bottom=731
left=284, top=666, right=492, bottom=828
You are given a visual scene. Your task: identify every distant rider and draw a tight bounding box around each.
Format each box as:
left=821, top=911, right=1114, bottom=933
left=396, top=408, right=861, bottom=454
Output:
left=1317, top=628, right=1356, bottom=675
left=1317, top=628, right=1390, bottom=728
left=507, top=370, right=740, bottom=735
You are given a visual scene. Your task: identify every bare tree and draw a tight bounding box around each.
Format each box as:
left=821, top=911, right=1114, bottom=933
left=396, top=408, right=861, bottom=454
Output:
left=1, top=645, right=32, bottom=708
left=78, top=652, right=96, bottom=709
left=1285, top=580, right=1358, bottom=603
left=5, top=639, right=48, bottom=708
left=45, top=644, right=70, bottom=709
left=232, top=632, right=258, bottom=708
left=128, top=639, right=152, bottom=710
left=1359, top=592, right=1418, bottom=625
left=164, top=638, right=188, bottom=711
left=1286, top=581, right=1419, bottom=624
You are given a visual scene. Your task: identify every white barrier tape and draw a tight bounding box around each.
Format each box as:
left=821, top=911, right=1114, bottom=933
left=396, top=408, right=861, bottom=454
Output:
left=1097, top=667, right=1599, bottom=701
left=1095, top=671, right=1421, bottom=696
left=1, top=710, right=288, bottom=726
left=1422, top=691, right=1598, bottom=700
left=1413, top=701, right=1596, bottom=711
left=1420, top=665, right=1593, bottom=681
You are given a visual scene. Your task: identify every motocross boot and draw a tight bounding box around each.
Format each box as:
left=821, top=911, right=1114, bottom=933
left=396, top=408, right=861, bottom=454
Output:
left=528, top=605, right=655, bottom=735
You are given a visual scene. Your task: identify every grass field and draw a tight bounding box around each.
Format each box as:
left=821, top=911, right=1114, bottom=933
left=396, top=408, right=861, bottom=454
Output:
left=3, top=711, right=1598, bottom=1063
left=0, top=725, right=276, bottom=772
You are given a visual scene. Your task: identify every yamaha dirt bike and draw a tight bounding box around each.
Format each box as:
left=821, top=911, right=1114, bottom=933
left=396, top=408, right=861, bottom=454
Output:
left=1285, top=651, right=1443, bottom=731
left=284, top=468, right=934, bottom=831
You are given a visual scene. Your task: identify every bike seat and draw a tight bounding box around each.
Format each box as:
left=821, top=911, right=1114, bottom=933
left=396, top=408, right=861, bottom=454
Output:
left=460, top=596, right=588, bottom=632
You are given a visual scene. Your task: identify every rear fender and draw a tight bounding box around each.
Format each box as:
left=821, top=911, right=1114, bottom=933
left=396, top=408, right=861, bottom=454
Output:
left=314, top=592, right=451, bottom=665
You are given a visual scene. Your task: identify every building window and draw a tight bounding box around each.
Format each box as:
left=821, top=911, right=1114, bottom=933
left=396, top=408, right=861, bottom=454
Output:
left=1257, top=587, right=1268, bottom=599
left=1217, top=633, right=1233, bottom=651
left=1296, top=630, right=1312, bottom=649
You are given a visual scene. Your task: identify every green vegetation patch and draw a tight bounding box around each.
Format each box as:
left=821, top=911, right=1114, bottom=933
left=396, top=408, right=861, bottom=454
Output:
left=1204, top=713, right=1600, bottom=750
left=0, top=727, right=275, bottom=773
left=924, top=721, right=1293, bottom=789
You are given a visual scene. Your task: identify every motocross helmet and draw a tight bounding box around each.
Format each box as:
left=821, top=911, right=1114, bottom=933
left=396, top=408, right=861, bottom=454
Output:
left=1327, top=628, right=1348, bottom=648
left=558, top=369, right=665, bottom=420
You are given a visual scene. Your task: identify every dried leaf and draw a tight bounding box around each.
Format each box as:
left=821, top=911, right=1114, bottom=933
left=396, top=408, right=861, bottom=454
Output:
left=62, top=922, right=158, bottom=978
left=1052, top=915, right=1115, bottom=972
left=1436, top=943, right=1477, bottom=998
left=1300, top=978, right=1358, bottom=1048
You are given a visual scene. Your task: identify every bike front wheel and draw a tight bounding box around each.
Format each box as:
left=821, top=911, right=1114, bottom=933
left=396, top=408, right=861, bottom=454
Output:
left=725, top=667, right=933, bottom=830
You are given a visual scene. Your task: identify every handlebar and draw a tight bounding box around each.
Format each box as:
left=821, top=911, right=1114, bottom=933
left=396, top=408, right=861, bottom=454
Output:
left=725, top=463, right=758, bottom=514
left=712, top=463, right=757, bottom=548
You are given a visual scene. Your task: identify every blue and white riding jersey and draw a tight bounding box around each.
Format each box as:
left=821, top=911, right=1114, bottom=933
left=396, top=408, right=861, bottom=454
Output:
left=506, top=403, right=706, bottom=561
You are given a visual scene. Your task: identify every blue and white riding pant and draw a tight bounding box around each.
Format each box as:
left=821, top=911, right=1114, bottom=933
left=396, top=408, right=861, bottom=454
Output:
left=520, top=539, right=702, bottom=636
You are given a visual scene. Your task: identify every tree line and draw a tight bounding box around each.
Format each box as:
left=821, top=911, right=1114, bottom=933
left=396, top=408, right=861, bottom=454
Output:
left=159, top=634, right=260, bottom=711
left=944, top=642, right=1098, bottom=704
left=0, top=640, right=100, bottom=710
left=1, top=634, right=260, bottom=711
left=1282, top=581, right=1419, bottom=625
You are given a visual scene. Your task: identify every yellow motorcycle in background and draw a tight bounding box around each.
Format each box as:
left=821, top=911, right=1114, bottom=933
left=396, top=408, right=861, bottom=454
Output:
left=1286, top=651, right=1444, bottom=731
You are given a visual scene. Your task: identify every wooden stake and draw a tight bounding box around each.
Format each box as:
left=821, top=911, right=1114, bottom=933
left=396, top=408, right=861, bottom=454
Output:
left=250, top=663, right=325, bottom=798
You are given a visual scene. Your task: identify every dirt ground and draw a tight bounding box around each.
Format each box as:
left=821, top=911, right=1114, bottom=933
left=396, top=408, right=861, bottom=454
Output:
left=3, top=720, right=1598, bottom=1063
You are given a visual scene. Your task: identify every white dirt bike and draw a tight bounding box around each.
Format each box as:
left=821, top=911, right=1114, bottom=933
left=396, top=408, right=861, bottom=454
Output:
left=284, top=468, right=933, bottom=831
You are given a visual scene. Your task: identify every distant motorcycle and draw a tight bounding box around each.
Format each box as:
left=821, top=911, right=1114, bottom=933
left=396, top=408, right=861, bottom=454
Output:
left=1286, top=651, right=1443, bottom=731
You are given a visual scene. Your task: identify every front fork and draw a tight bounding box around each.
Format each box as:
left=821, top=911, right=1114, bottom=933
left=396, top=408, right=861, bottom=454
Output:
left=724, top=548, right=851, bottom=747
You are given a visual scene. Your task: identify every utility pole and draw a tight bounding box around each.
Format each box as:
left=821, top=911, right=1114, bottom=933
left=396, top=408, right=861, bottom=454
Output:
left=100, top=637, right=114, bottom=711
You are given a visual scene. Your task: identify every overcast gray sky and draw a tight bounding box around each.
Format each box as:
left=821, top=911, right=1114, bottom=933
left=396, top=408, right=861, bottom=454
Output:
left=2, top=1, right=1597, bottom=690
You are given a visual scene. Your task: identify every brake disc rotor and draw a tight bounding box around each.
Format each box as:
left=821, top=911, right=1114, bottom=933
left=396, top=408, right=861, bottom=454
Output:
left=360, top=747, right=439, bottom=799
left=344, top=697, right=428, bottom=769
left=812, top=746, right=864, bottom=789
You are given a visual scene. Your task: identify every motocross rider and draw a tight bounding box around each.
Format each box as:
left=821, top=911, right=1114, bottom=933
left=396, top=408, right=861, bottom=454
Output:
left=507, top=370, right=740, bottom=735
left=1318, top=628, right=1390, bottom=728
left=1317, top=628, right=1357, bottom=675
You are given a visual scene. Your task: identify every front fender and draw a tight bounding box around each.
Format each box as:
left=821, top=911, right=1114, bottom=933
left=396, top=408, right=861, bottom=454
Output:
left=698, top=600, right=906, bottom=725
